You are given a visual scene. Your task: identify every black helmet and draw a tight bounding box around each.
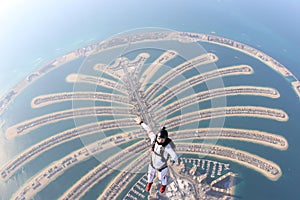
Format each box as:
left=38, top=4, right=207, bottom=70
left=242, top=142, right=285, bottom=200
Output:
left=157, top=127, right=168, bottom=139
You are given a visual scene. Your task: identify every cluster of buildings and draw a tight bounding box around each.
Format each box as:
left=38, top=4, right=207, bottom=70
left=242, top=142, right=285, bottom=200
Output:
left=1, top=119, right=137, bottom=182
left=123, top=157, right=235, bottom=200
left=8, top=107, right=130, bottom=137
left=148, top=65, right=253, bottom=112
left=176, top=143, right=281, bottom=180
left=164, top=106, right=287, bottom=131
left=142, top=53, right=217, bottom=102
left=68, top=74, right=126, bottom=92
left=32, top=92, right=130, bottom=108
left=14, top=140, right=149, bottom=200
left=100, top=153, right=149, bottom=199
left=153, top=86, right=279, bottom=120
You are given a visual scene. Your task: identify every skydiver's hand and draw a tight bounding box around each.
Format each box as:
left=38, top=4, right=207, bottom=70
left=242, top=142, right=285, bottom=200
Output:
left=134, top=117, right=142, bottom=125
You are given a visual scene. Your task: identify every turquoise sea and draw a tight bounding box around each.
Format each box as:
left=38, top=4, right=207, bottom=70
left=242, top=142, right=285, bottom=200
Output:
left=1, top=0, right=300, bottom=199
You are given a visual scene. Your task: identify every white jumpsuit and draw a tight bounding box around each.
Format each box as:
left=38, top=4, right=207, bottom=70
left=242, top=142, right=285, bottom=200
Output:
left=147, top=132, right=178, bottom=185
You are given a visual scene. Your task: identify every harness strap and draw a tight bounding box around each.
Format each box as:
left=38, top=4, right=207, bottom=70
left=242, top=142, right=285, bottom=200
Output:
left=150, top=136, right=173, bottom=170
left=150, top=159, right=168, bottom=172
left=152, top=151, right=167, bottom=163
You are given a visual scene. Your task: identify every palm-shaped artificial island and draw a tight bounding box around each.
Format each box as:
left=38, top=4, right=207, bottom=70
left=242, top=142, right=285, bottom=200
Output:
left=1, top=31, right=297, bottom=200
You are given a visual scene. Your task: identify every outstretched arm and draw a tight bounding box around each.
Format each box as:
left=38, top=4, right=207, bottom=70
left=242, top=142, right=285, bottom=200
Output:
left=134, top=117, right=155, bottom=141
left=135, top=117, right=153, bottom=133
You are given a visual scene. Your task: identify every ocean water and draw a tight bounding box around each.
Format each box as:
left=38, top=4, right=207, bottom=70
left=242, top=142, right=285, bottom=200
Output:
left=197, top=43, right=300, bottom=199
left=1, top=1, right=300, bottom=199
left=202, top=42, right=300, bottom=199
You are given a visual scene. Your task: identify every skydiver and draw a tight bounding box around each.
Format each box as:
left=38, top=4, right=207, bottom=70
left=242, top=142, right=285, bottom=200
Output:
left=135, top=117, right=178, bottom=193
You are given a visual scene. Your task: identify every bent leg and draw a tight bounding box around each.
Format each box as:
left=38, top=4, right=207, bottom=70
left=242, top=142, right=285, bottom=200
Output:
left=158, top=167, right=168, bottom=185
left=147, top=164, right=156, bottom=183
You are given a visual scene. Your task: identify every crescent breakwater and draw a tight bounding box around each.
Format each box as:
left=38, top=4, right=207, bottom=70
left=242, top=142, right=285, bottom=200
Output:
left=1, top=31, right=299, bottom=114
